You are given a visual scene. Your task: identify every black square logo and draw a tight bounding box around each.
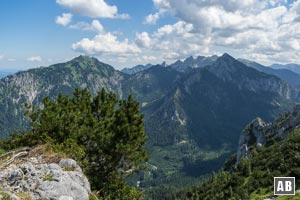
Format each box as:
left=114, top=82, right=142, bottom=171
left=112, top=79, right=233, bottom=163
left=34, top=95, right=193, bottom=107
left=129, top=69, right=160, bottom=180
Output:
left=274, top=177, right=295, bottom=195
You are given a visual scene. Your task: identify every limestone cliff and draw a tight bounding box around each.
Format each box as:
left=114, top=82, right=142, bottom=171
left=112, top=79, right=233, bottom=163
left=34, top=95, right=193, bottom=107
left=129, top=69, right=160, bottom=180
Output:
left=237, top=104, right=300, bottom=163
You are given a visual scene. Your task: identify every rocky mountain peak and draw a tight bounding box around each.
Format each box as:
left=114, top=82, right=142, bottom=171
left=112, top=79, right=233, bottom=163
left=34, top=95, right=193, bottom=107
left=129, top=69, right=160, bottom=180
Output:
left=161, top=61, right=167, bottom=67
left=169, top=55, right=216, bottom=72
left=237, top=117, right=267, bottom=162
left=237, top=104, right=300, bottom=163
left=196, top=55, right=205, bottom=60
left=174, top=59, right=183, bottom=65
left=185, top=56, right=194, bottom=62
left=216, top=53, right=239, bottom=66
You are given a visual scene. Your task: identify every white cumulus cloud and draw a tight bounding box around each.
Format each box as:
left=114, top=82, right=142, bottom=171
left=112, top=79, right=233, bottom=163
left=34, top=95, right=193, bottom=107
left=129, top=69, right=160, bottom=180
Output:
left=67, top=0, right=299, bottom=67
left=69, top=20, right=104, bottom=33
left=135, top=32, right=152, bottom=48
left=27, top=56, right=42, bottom=62
left=143, top=0, right=300, bottom=64
left=56, top=0, right=129, bottom=19
left=72, top=32, right=140, bottom=55
left=55, top=13, right=73, bottom=26
left=144, top=12, right=161, bottom=25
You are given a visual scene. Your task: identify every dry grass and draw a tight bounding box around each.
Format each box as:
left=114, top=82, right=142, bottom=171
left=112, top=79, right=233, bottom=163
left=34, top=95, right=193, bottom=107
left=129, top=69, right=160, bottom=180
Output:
left=28, top=144, right=67, bottom=164
left=17, top=192, right=32, bottom=200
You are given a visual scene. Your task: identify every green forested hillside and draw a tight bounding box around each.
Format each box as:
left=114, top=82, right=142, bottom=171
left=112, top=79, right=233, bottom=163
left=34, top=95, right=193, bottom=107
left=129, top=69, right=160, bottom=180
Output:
left=177, top=106, right=300, bottom=199
left=138, top=55, right=297, bottom=197
left=0, top=54, right=298, bottom=198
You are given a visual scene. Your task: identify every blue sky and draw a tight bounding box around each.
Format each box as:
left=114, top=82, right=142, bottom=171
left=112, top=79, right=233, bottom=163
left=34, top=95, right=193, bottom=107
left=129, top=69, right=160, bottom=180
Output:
left=0, top=0, right=299, bottom=70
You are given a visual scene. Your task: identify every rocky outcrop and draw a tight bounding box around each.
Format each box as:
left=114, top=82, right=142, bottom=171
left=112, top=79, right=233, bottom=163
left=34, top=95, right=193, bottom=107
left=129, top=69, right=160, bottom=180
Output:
left=237, top=104, right=300, bottom=163
left=0, top=146, right=91, bottom=200
left=237, top=118, right=267, bottom=162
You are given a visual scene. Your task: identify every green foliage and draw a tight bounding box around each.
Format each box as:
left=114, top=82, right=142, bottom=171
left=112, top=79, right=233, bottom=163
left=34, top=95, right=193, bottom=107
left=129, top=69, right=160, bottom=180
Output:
left=0, top=148, right=6, bottom=155
left=1, top=88, right=148, bottom=199
left=0, top=191, right=10, bottom=200
left=0, top=56, right=296, bottom=199
left=179, top=130, right=300, bottom=199
left=43, top=174, right=54, bottom=181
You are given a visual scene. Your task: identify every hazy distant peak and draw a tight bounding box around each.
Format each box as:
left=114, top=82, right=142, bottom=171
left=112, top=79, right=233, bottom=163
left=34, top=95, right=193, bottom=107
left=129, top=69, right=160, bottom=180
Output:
left=121, top=63, right=153, bottom=74
left=161, top=61, right=167, bottom=67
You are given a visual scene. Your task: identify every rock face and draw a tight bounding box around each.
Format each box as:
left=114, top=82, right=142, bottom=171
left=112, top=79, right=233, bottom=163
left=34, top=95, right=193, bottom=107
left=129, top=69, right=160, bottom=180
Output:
left=168, top=55, right=218, bottom=72
left=237, top=117, right=267, bottom=162
left=0, top=146, right=91, bottom=200
left=237, top=104, right=300, bottom=162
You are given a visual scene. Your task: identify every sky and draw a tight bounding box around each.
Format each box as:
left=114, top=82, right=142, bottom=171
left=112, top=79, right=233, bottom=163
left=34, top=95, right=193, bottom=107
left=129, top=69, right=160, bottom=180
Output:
left=0, top=0, right=299, bottom=71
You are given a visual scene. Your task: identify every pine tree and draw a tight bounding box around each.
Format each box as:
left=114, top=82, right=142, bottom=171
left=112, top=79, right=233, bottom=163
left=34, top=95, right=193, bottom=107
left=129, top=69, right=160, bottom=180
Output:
left=6, top=88, right=148, bottom=199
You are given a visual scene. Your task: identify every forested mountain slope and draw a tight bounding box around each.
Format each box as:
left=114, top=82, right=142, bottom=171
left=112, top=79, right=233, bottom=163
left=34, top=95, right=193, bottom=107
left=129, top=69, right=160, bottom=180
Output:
left=0, top=54, right=298, bottom=198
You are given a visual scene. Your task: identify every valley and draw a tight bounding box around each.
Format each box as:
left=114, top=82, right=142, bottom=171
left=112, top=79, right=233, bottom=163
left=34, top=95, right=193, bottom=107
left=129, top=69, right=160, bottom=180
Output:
left=0, top=54, right=299, bottom=198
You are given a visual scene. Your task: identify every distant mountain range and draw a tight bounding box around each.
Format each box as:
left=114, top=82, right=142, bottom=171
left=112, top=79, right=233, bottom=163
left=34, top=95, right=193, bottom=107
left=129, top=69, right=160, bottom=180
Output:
left=238, top=58, right=300, bottom=87
left=270, top=63, right=300, bottom=75
left=0, top=54, right=299, bottom=197
left=121, top=55, right=300, bottom=88
left=168, top=55, right=218, bottom=72
left=0, top=71, right=16, bottom=78
left=121, top=64, right=153, bottom=74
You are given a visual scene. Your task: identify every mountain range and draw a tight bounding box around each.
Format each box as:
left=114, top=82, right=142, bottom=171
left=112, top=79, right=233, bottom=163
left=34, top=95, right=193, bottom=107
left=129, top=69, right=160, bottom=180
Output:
left=238, top=58, right=300, bottom=87
left=121, top=63, right=153, bottom=74
left=271, top=63, right=300, bottom=75
left=0, top=54, right=299, bottom=197
left=0, top=70, right=15, bottom=78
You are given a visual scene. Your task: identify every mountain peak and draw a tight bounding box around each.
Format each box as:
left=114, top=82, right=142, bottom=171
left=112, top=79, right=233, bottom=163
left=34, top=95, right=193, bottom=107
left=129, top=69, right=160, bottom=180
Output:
left=71, top=55, right=96, bottom=63
left=185, top=56, right=194, bottom=62
left=215, top=53, right=241, bottom=67
left=174, top=59, right=183, bottom=64
left=46, top=55, right=115, bottom=75
left=221, top=53, right=234, bottom=59
left=161, top=61, right=167, bottom=67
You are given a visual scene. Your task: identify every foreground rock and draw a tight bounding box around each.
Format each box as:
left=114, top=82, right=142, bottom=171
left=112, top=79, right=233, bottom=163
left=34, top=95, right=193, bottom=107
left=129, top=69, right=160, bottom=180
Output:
left=0, top=146, right=91, bottom=200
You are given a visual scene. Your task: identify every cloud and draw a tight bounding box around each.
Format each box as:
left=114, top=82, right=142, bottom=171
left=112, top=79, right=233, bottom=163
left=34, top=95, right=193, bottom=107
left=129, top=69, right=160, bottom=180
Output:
left=56, top=0, right=129, bottom=19
left=135, top=32, right=152, bottom=48
left=69, top=20, right=104, bottom=33
left=69, top=0, right=299, bottom=67
left=27, top=56, right=42, bottom=62
left=56, top=13, right=73, bottom=26
left=72, top=32, right=140, bottom=55
left=135, top=21, right=210, bottom=62
left=0, top=55, right=3, bottom=60
left=144, top=12, right=161, bottom=25
left=91, top=20, right=104, bottom=32
left=8, top=58, right=16, bottom=62
left=153, top=0, right=170, bottom=8
left=141, top=0, right=300, bottom=64
left=144, top=0, right=170, bottom=24
left=154, top=21, right=193, bottom=38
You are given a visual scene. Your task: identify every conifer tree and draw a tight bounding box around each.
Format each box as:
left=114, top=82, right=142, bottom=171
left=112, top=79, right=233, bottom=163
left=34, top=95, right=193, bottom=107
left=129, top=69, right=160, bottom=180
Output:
left=8, top=88, right=148, bottom=199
